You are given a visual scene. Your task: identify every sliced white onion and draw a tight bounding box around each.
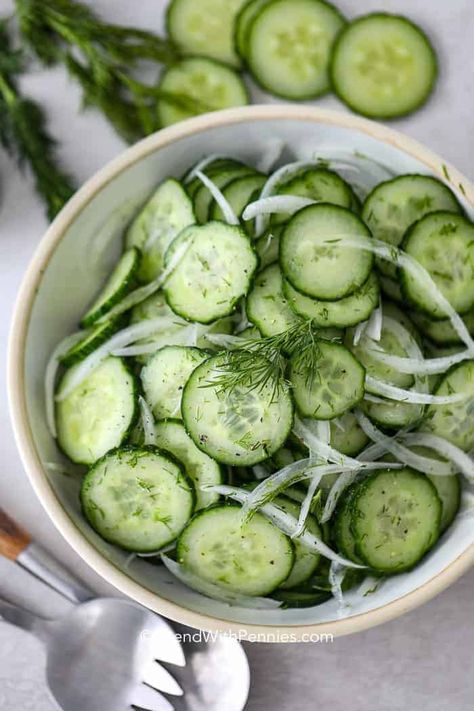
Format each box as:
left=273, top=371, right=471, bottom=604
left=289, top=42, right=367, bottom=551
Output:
left=139, top=396, right=156, bottom=445
left=205, top=333, right=251, bottom=348
left=293, top=417, right=360, bottom=468
left=333, top=416, right=347, bottom=432
left=257, top=138, right=285, bottom=173
left=242, top=195, right=314, bottom=221
left=357, top=574, right=382, bottom=597
left=366, top=375, right=465, bottom=405
left=400, top=433, right=474, bottom=482
left=329, top=561, right=349, bottom=615
left=292, top=470, right=324, bottom=538
left=353, top=320, right=368, bottom=346
left=45, top=330, right=87, bottom=437
left=365, top=300, right=383, bottom=341
left=95, top=239, right=191, bottom=325
left=112, top=344, right=160, bottom=357
left=327, top=234, right=474, bottom=353
left=56, top=319, right=172, bottom=400
left=184, top=154, right=231, bottom=184
left=252, top=465, right=270, bottom=480
left=364, top=393, right=388, bottom=404
left=43, top=461, right=77, bottom=477
left=363, top=345, right=470, bottom=377
left=254, top=159, right=321, bottom=236
left=161, top=554, right=282, bottom=609
left=195, top=170, right=239, bottom=225
left=203, top=485, right=364, bottom=569
left=355, top=410, right=454, bottom=476
left=321, top=471, right=359, bottom=523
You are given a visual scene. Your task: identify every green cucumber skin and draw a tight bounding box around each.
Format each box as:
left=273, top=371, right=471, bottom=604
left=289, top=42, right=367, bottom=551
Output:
left=333, top=482, right=364, bottom=564
left=247, top=0, right=346, bottom=101
left=60, top=318, right=124, bottom=368
left=330, top=13, right=438, bottom=120
left=80, top=248, right=140, bottom=329
left=56, top=359, right=139, bottom=466
left=81, top=445, right=196, bottom=552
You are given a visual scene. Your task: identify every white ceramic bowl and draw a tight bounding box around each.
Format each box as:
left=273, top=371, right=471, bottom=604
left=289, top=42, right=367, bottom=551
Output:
left=8, top=105, right=474, bottom=640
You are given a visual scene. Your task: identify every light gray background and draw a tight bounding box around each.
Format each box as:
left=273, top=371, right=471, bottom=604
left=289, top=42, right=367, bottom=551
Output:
left=0, top=0, right=472, bottom=709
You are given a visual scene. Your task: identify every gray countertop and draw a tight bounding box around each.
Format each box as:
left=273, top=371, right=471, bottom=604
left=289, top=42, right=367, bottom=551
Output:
left=0, top=0, right=473, bottom=709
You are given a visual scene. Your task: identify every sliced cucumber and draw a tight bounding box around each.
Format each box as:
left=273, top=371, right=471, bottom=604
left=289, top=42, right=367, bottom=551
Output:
left=185, top=158, right=244, bottom=198
left=125, top=179, right=195, bottom=283
left=182, top=353, right=294, bottom=465
left=194, top=164, right=256, bottom=224
left=273, top=167, right=354, bottom=224
left=383, top=302, right=423, bottom=346
left=80, top=248, right=140, bottom=328
left=333, top=482, right=364, bottom=564
left=350, top=322, right=415, bottom=390
left=284, top=271, right=379, bottom=328
left=351, top=467, right=441, bottom=573
left=60, top=318, right=122, bottom=368
left=329, top=411, right=369, bottom=457
left=211, top=173, right=266, bottom=229
left=401, top=212, right=474, bottom=318
left=177, top=504, right=294, bottom=596
left=154, top=419, right=222, bottom=509
left=280, top=204, right=373, bottom=300
left=81, top=446, right=194, bottom=552
left=247, top=263, right=301, bottom=337
left=290, top=342, right=365, bottom=420
left=164, top=223, right=257, bottom=323
left=411, top=309, right=474, bottom=346
left=56, top=357, right=137, bottom=465
left=255, top=227, right=282, bottom=268
left=427, top=473, right=461, bottom=533
left=274, top=496, right=321, bottom=589
left=271, top=587, right=331, bottom=608
left=380, top=275, right=403, bottom=303
left=331, top=13, right=437, bottom=119
left=141, top=346, right=208, bottom=420
left=166, top=0, right=249, bottom=67
left=362, top=175, right=461, bottom=278
left=157, top=57, right=249, bottom=128
left=247, top=0, right=345, bottom=99
left=422, top=360, right=474, bottom=451
left=235, top=0, right=270, bottom=61
left=361, top=398, right=425, bottom=431
left=130, top=291, right=189, bottom=362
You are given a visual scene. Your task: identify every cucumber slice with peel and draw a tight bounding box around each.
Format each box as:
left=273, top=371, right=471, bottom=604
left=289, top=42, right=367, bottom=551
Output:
left=60, top=318, right=122, bottom=368
left=194, top=164, right=257, bottom=224
left=247, top=263, right=301, bottom=337
left=331, top=14, right=437, bottom=119
left=273, top=167, right=354, bottom=224
left=273, top=496, right=321, bottom=589
left=81, top=446, right=195, bottom=552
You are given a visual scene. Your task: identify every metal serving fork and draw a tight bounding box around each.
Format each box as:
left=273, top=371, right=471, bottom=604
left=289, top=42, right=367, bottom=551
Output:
left=0, top=509, right=185, bottom=710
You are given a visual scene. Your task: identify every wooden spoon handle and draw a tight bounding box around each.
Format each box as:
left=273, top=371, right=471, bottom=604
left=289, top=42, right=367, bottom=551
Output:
left=0, top=509, right=31, bottom=561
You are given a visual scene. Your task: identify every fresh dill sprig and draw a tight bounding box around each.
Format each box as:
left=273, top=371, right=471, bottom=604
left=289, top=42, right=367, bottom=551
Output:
left=211, top=320, right=333, bottom=396
left=0, top=19, right=75, bottom=219
left=14, top=0, right=205, bottom=142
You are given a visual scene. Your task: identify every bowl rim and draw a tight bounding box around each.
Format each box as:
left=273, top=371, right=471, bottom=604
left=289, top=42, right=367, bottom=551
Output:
left=8, top=104, right=474, bottom=640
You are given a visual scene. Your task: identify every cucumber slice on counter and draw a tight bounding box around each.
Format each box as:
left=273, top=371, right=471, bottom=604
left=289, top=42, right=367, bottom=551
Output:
left=331, top=13, right=437, bottom=119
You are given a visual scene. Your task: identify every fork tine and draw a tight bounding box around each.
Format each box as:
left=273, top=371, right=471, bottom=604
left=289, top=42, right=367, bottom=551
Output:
left=148, top=620, right=186, bottom=667
left=142, top=661, right=184, bottom=696
left=132, top=684, right=175, bottom=711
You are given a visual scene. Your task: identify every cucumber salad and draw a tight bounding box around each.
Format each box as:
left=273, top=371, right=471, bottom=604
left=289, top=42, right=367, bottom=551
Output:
left=47, top=148, right=474, bottom=611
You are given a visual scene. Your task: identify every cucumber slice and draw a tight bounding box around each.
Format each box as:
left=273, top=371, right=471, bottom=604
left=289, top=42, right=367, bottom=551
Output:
left=166, top=0, right=249, bottom=67
left=380, top=275, right=403, bottom=303
left=274, top=496, right=321, bottom=589
left=154, top=419, right=222, bottom=509
left=383, top=302, right=423, bottom=347
left=125, top=179, right=195, bottom=283
left=60, top=318, right=122, bottom=368
left=164, top=223, right=257, bottom=323
left=362, top=175, right=462, bottom=278
left=290, top=342, right=365, bottom=420
left=351, top=468, right=441, bottom=573
left=331, top=14, right=437, bottom=119
left=247, top=0, right=345, bottom=99
left=185, top=158, right=244, bottom=198
left=410, top=308, right=474, bottom=346
left=235, top=0, right=270, bottom=61
left=246, top=263, right=302, bottom=337
left=141, top=346, right=208, bottom=420
left=211, top=173, right=266, bottom=228
left=271, top=588, right=332, bottom=608
left=329, top=412, right=369, bottom=457
left=81, top=446, right=194, bottom=552
left=401, top=212, right=474, bottom=319
left=333, top=482, right=364, bottom=564
left=157, top=57, right=249, bottom=127
left=361, top=398, right=425, bottom=431
left=350, top=322, right=415, bottom=390
left=255, top=227, right=282, bottom=268
left=280, top=204, right=373, bottom=300
left=177, top=504, right=294, bottom=596
left=283, top=271, right=379, bottom=328
left=182, top=353, right=294, bottom=465
left=56, top=357, right=138, bottom=465
left=193, top=164, right=256, bottom=224
left=427, top=473, right=461, bottom=533
left=423, top=360, right=474, bottom=451
left=273, top=168, right=354, bottom=224
left=80, top=248, right=140, bottom=328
